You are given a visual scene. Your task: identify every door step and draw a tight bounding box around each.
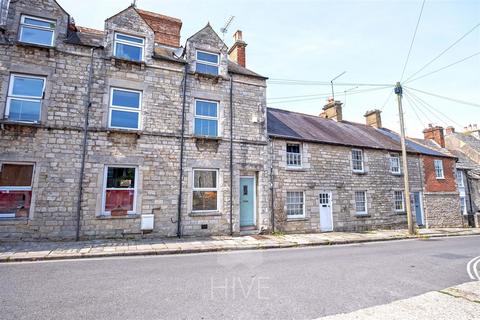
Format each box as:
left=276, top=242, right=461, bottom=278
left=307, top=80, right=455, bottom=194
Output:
left=240, top=226, right=259, bottom=236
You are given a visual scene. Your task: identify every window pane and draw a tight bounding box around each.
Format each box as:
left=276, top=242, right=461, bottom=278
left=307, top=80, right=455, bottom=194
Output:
left=193, top=191, right=217, bottom=211
left=8, top=99, right=41, bottom=122
left=106, top=167, right=135, bottom=188
left=196, top=63, right=219, bottom=76
left=197, top=51, right=219, bottom=64
left=116, top=34, right=144, bottom=44
left=112, top=90, right=140, bottom=109
left=286, top=192, right=304, bottom=216
left=0, top=190, right=32, bottom=217
left=24, top=17, right=55, bottom=28
left=195, top=101, right=217, bottom=117
left=0, top=164, right=34, bottom=187
left=105, top=189, right=134, bottom=213
left=12, top=76, right=44, bottom=97
left=20, top=26, right=54, bottom=46
left=355, top=192, right=366, bottom=213
left=194, top=170, right=217, bottom=188
left=115, top=43, right=142, bottom=61
left=287, top=144, right=300, bottom=153
left=110, top=110, right=139, bottom=129
left=195, top=118, right=218, bottom=137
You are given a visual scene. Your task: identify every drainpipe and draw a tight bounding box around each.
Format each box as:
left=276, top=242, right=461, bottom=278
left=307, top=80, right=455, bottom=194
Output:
left=75, top=46, right=100, bottom=241
left=465, top=171, right=474, bottom=218
left=229, top=75, right=234, bottom=236
left=270, top=137, right=275, bottom=233
left=177, top=63, right=188, bottom=238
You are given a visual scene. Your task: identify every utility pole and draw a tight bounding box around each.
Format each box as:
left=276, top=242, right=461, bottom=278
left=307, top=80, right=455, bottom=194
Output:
left=395, top=82, right=415, bottom=235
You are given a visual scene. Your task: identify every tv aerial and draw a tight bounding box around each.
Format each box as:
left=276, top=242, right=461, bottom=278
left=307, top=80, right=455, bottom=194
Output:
left=220, top=15, right=235, bottom=40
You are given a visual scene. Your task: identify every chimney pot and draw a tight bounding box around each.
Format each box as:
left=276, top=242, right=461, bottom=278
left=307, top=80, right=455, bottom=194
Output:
left=446, top=126, right=455, bottom=135
left=228, top=30, right=247, bottom=67
left=423, top=125, right=445, bottom=148
left=364, top=109, right=382, bottom=128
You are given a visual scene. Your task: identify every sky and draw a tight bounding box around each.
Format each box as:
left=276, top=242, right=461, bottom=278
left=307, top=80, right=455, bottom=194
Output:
left=60, top=0, right=480, bottom=138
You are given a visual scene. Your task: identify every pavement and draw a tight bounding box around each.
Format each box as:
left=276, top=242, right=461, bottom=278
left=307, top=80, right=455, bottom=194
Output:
left=1, top=236, right=479, bottom=319
left=1, top=227, right=480, bottom=262
left=317, top=281, right=480, bottom=320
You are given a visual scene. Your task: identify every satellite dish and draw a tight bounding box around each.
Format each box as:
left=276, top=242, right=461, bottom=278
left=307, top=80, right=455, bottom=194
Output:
left=173, top=47, right=184, bottom=58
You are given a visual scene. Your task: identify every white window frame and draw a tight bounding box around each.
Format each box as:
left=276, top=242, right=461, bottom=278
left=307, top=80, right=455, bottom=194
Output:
left=193, top=99, right=219, bottom=137
left=456, top=170, right=464, bottom=188
left=19, top=15, right=56, bottom=47
left=460, top=195, right=467, bottom=215
left=108, top=87, right=142, bottom=130
left=434, top=159, right=444, bottom=179
left=352, top=149, right=364, bottom=173
left=192, top=169, right=219, bottom=212
left=355, top=191, right=368, bottom=215
left=286, top=143, right=302, bottom=168
left=389, top=153, right=401, bottom=174
left=113, top=32, right=145, bottom=62
left=394, top=190, right=405, bottom=212
left=101, top=165, right=138, bottom=216
left=286, top=191, right=305, bottom=219
left=0, top=162, right=35, bottom=219
left=195, top=50, right=220, bottom=75
left=5, top=74, right=46, bottom=123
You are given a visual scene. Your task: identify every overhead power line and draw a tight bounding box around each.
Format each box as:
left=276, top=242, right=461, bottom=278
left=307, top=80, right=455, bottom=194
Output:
left=380, top=90, right=393, bottom=111
left=267, top=78, right=393, bottom=87
left=404, top=91, right=435, bottom=125
left=404, top=21, right=480, bottom=83
left=405, top=86, right=480, bottom=108
left=400, top=0, right=426, bottom=81
left=405, top=50, right=480, bottom=84
left=404, top=93, right=429, bottom=128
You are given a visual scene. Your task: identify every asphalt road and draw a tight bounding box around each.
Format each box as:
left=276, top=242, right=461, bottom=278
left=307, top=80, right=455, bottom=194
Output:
left=1, top=236, right=480, bottom=320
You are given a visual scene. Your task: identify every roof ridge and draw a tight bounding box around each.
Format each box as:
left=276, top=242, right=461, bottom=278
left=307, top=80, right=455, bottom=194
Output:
left=135, top=8, right=182, bottom=24
left=77, top=26, right=104, bottom=35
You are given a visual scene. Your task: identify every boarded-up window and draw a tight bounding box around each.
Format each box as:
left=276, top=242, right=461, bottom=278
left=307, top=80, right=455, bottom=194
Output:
left=0, top=164, right=34, bottom=218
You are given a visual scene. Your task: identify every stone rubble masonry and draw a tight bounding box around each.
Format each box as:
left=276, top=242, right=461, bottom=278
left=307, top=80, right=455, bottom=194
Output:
left=0, top=0, right=268, bottom=240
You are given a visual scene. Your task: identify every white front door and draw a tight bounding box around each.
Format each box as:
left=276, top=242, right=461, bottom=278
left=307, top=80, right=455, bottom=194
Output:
left=319, top=192, right=333, bottom=232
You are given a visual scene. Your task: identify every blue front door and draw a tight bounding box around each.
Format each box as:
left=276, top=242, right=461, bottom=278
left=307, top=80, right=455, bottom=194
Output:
left=240, top=177, right=255, bottom=227
left=414, top=192, right=424, bottom=226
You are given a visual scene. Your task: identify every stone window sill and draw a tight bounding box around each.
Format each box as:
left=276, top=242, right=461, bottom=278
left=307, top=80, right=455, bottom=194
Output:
left=193, top=135, right=222, bottom=141
left=0, top=119, right=42, bottom=128
left=16, top=41, right=55, bottom=50
left=286, top=217, right=308, bottom=222
left=189, top=211, right=222, bottom=217
left=97, top=214, right=140, bottom=220
left=192, top=72, right=225, bottom=81
left=0, top=217, right=29, bottom=225
left=353, top=171, right=367, bottom=175
left=110, top=56, right=146, bottom=68
left=105, top=127, right=143, bottom=136
left=286, top=167, right=306, bottom=172
left=355, top=214, right=371, bottom=218
left=391, top=172, right=403, bottom=176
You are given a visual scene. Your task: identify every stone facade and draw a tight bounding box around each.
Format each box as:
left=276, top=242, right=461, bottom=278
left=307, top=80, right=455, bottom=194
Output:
left=271, top=139, right=423, bottom=232
left=0, top=0, right=268, bottom=240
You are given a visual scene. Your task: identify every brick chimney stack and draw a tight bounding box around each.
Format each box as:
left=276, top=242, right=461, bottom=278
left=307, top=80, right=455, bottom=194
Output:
left=364, top=109, right=382, bottom=128
left=423, top=124, right=445, bottom=148
left=228, top=30, right=247, bottom=67
left=320, top=98, right=343, bottom=122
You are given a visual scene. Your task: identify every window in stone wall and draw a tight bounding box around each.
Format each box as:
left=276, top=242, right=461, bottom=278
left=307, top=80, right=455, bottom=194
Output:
left=355, top=191, right=367, bottom=215
left=460, top=196, right=467, bottom=215
left=109, top=88, right=142, bottom=130
left=103, top=166, right=137, bottom=216
left=351, top=149, right=364, bottom=172
left=196, top=50, right=219, bottom=75
left=192, top=169, right=218, bottom=212
left=394, top=190, right=405, bottom=212
left=114, top=33, right=144, bottom=62
left=19, top=15, right=55, bottom=46
left=5, top=74, right=45, bottom=123
left=286, top=191, right=305, bottom=218
left=456, top=170, right=464, bottom=188
left=434, top=159, right=444, bottom=179
left=286, top=143, right=302, bottom=167
left=390, top=153, right=401, bottom=174
left=194, top=99, right=218, bottom=137
left=0, top=163, right=34, bottom=218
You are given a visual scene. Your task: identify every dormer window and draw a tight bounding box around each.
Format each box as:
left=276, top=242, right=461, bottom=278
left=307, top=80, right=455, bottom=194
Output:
left=114, top=33, right=144, bottom=62
left=19, top=15, right=55, bottom=46
left=196, top=50, right=219, bottom=75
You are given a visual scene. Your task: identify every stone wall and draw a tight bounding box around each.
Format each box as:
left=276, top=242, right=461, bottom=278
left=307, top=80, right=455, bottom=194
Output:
left=423, top=193, right=464, bottom=228
left=271, top=139, right=423, bottom=233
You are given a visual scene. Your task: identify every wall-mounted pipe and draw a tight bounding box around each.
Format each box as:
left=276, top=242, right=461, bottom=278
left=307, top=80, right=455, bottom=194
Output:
left=75, top=46, right=100, bottom=241
left=177, top=63, right=188, bottom=238
left=270, top=137, right=275, bottom=233
left=229, top=75, right=234, bottom=236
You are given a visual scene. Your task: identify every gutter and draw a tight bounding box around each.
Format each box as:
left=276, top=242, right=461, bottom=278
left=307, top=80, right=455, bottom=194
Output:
left=75, top=46, right=101, bottom=241
left=177, top=63, right=188, bottom=238
left=270, top=137, right=275, bottom=233
left=229, top=74, right=234, bottom=236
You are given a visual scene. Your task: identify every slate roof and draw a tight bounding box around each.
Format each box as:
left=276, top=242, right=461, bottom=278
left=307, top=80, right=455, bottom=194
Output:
left=267, top=107, right=454, bottom=158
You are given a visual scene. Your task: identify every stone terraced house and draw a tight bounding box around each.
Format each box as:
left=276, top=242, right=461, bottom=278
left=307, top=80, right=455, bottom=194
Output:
left=0, top=0, right=468, bottom=240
